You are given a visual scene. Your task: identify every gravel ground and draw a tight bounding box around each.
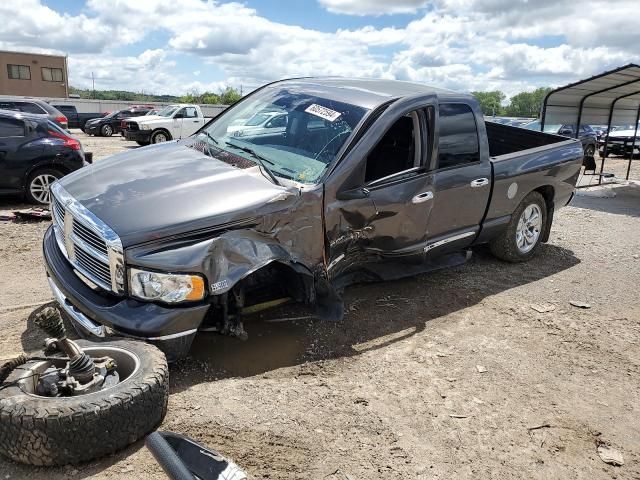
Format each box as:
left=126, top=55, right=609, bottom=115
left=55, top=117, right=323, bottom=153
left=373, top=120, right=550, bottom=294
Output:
left=0, top=131, right=639, bottom=479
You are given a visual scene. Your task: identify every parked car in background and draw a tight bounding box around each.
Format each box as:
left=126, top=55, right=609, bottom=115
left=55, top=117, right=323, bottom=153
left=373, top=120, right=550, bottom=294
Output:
left=84, top=107, right=154, bottom=137
left=49, top=104, right=105, bottom=131
left=598, top=126, right=640, bottom=157
left=44, top=78, right=583, bottom=360
left=0, top=109, right=85, bottom=204
left=122, top=104, right=210, bottom=145
left=119, top=108, right=163, bottom=135
left=0, top=98, right=68, bottom=130
left=522, top=120, right=597, bottom=156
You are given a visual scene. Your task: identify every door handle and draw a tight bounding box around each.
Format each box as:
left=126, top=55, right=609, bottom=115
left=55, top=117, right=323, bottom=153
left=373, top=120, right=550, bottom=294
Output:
left=470, top=178, right=489, bottom=188
left=412, top=191, right=434, bottom=204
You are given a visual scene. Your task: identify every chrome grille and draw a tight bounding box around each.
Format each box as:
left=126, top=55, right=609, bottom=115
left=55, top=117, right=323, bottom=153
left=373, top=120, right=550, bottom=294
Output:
left=50, top=183, right=125, bottom=295
left=73, top=219, right=109, bottom=256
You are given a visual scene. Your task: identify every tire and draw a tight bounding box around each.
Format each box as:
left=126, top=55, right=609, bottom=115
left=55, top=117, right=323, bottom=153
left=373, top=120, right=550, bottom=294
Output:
left=25, top=168, right=63, bottom=205
left=100, top=124, right=114, bottom=137
left=490, top=192, right=547, bottom=263
left=151, top=130, right=170, bottom=144
left=0, top=339, right=168, bottom=466
left=584, top=144, right=595, bottom=156
left=136, top=140, right=150, bottom=146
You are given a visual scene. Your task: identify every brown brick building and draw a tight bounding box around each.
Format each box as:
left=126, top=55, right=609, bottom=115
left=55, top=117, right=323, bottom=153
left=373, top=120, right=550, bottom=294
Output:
left=0, top=50, right=68, bottom=98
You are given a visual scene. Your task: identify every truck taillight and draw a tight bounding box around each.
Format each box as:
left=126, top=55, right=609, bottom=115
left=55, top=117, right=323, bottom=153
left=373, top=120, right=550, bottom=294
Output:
left=55, top=115, right=68, bottom=125
left=48, top=130, right=81, bottom=151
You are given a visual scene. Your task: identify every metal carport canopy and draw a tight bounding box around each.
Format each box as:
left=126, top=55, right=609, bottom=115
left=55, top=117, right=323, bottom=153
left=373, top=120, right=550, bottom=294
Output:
left=541, top=63, right=640, bottom=130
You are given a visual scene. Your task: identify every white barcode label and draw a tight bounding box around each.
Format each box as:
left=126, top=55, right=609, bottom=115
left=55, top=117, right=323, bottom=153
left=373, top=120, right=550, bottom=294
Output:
left=305, top=104, right=341, bottom=122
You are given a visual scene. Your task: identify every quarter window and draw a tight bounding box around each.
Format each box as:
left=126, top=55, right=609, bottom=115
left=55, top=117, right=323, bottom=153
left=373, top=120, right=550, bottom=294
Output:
left=41, top=67, right=64, bottom=82
left=0, top=117, right=25, bottom=137
left=437, top=103, right=480, bottom=169
left=7, top=64, right=31, bottom=80
left=15, top=102, right=46, bottom=114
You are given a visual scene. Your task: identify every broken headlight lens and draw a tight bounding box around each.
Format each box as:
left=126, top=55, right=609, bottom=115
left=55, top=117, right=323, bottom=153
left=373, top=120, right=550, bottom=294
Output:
left=129, top=268, right=205, bottom=303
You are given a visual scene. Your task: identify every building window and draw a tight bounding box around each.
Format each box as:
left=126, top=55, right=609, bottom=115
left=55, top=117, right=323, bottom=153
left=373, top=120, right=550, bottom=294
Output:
left=42, top=67, right=64, bottom=82
left=7, top=64, right=31, bottom=80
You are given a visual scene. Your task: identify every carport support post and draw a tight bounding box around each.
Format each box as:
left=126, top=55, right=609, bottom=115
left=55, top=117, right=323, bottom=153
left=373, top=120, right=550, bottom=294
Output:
left=601, top=103, right=616, bottom=185
left=627, top=105, right=640, bottom=180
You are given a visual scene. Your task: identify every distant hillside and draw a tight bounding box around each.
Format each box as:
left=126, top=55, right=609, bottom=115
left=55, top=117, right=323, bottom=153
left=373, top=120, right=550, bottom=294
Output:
left=69, top=86, right=242, bottom=105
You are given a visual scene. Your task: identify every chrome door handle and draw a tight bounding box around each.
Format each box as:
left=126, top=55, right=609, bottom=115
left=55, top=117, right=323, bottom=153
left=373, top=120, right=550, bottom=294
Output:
left=412, top=191, right=434, bottom=204
left=470, top=178, right=489, bottom=188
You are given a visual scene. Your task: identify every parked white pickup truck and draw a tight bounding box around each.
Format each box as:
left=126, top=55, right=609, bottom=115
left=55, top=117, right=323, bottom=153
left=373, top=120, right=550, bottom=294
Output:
left=123, top=104, right=211, bottom=145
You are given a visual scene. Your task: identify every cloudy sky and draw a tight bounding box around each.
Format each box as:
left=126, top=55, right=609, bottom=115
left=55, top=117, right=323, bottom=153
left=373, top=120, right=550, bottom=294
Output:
left=1, top=0, right=638, bottom=98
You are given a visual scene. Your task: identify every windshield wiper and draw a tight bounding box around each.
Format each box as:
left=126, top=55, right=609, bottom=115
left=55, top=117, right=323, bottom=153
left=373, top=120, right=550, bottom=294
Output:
left=225, top=140, right=281, bottom=186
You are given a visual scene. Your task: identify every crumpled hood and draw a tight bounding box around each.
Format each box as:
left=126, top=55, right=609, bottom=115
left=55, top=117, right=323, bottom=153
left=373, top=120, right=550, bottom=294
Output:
left=59, top=142, right=293, bottom=246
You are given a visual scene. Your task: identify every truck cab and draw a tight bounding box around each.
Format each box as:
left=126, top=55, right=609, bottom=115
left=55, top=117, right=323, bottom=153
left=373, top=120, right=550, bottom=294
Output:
left=123, top=104, right=209, bottom=145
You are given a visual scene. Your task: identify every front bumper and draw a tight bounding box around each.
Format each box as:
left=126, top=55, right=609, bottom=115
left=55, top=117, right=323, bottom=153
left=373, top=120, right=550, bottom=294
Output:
left=124, top=129, right=151, bottom=142
left=43, top=226, right=208, bottom=358
left=85, top=124, right=101, bottom=135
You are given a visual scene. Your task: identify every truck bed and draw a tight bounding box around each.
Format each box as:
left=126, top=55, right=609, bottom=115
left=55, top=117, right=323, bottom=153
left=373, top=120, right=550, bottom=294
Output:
left=485, top=121, right=567, bottom=157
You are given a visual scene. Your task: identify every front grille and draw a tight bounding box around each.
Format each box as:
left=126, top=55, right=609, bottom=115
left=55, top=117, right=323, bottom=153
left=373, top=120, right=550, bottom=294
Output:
left=50, top=183, right=124, bottom=294
left=126, top=122, right=139, bottom=131
left=73, top=219, right=109, bottom=256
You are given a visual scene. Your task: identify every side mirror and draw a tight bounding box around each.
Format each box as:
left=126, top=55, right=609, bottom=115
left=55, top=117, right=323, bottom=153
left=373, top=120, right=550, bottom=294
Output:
left=336, top=187, right=370, bottom=201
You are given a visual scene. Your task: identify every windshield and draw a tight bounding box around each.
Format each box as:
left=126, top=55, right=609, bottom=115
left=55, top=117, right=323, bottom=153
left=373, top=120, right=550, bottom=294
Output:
left=157, top=106, right=179, bottom=117
left=196, top=86, right=368, bottom=184
left=103, top=111, right=118, bottom=119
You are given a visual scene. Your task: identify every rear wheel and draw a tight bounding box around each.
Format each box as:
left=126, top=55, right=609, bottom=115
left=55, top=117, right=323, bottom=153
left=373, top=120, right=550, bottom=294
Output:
left=100, top=124, right=113, bottom=137
left=0, top=339, right=168, bottom=466
left=25, top=168, right=63, bottom=205
left=490, top=192, right=546, bottom=263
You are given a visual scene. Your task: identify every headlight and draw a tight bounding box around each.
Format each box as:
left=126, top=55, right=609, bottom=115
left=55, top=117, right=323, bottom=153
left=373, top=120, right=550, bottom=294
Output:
left=141, top=124, right=151, bottom=130
left=129, top=268, right=205, bottom=303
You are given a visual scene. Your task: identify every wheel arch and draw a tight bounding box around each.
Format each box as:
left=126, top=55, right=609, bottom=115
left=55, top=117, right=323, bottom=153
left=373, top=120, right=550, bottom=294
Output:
left=23, top=163, right=70, bottom=189
left=533, top=185, right=554, bottom=242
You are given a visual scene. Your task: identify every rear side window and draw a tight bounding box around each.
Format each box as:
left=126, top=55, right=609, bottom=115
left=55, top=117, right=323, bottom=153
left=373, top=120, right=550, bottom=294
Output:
left=15, top=102, right=46, bottom=114
left=0, top=117, right=25, bottom=137
left=437, top=103, right=480, bottom=169
left=0, top=102, right=17, bottom=111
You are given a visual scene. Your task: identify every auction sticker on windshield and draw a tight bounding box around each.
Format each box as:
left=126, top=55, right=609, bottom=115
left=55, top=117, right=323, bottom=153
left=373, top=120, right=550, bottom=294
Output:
left=305, top=104, right=341, bottom=122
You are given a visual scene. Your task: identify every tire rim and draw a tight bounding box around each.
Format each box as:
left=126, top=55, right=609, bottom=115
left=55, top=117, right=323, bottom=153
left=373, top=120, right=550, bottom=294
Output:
left=14, top=346, right=140, bottom=398
left=516, top=204, right=542, bottom=253
left=103, top=125, right=112, bottom=136
left=585, top=145, right=595, bottom=156
left=154, top=133, right=167, bottom=143
left=30, top=173, right=58, bottom=204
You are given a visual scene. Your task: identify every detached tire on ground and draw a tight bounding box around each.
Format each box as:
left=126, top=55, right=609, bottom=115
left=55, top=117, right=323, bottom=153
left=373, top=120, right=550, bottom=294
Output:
left=490, top=191, right=547, bottom=263
left=0, top=339, right=168, bottom=466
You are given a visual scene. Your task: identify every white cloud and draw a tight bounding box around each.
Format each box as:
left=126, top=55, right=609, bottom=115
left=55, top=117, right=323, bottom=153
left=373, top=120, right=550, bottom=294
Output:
left=1, top=0, right=638, bottom=98
left=318, top=0, right=429, bottom=15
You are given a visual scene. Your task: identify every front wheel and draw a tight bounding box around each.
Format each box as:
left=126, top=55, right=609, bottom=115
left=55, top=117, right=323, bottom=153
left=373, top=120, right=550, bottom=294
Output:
left=151, top=130, right=170, bottom=144
left=490, top=192, right=546, bottom=263
left=0, top=339, right=169, bottom=466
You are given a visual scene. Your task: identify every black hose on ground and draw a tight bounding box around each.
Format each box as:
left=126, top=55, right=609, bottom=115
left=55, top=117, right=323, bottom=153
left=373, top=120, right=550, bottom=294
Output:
left=0, top=354, right=28, bottom=384
left=146, top=432, right=195, bottom=480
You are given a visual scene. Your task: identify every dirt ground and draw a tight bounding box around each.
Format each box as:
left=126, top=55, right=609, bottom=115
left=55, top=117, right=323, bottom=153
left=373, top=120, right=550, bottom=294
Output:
left=0, top=131, right=639, bottom=479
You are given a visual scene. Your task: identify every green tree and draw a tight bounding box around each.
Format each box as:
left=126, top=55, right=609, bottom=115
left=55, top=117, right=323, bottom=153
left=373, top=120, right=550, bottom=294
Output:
left=471, top=90, right=506, bottom=116
left=504, top=87, right=552, bottom=118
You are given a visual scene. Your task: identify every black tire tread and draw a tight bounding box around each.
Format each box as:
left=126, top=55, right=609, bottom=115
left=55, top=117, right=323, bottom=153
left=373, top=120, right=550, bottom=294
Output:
left=489, top=191, right=547, bottom=263
left=0, top=340, right=168, bottom=466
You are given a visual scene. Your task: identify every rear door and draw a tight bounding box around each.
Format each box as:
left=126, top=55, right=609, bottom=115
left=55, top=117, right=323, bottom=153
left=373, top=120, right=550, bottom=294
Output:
left=0, top=117, right=35, bottom=191
left=423, top=102, right=491, bottom=254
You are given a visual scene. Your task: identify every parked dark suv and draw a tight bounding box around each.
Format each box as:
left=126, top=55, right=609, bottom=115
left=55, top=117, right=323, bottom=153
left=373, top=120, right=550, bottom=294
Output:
left=0, top=109, right=85, bottom=204
left=84, top=107, right=153, bottom=137
left=0, top=98, right=68, bottom=130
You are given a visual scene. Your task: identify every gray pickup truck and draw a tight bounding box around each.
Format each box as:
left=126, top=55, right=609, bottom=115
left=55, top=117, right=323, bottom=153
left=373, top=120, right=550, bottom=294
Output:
left=43, top=78, right=583, bottom=360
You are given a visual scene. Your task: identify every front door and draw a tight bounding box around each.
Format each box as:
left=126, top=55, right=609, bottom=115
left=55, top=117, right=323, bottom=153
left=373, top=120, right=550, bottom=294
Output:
left=324, top=95, right=438, bottom=278
left=0, top=116, right=28, bottom=191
